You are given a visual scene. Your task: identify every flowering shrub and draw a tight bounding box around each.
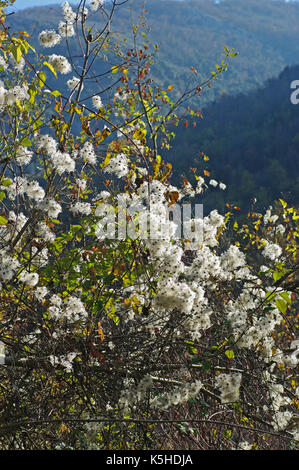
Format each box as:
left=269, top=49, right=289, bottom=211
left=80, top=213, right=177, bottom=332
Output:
left=0, top=0, right=297, bottom=450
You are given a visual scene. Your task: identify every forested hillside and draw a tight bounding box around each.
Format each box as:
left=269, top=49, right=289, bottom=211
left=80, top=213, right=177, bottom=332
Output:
left=6, top=0, right=299, bottom=212
left=170, top=64, right=299, bottom=213
left=0, top=0, right=298, bottom=451
left=8, top=0, right=299, bottom=104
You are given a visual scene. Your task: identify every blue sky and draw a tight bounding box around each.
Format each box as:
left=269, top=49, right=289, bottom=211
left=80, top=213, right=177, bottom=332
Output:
left=10, top=0, right=80, bottom=10
left=8, top=0, right=299, bottom=10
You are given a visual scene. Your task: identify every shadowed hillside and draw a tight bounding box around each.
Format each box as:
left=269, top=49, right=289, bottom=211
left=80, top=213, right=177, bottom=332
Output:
left=170, top=64, right=299, bottom=213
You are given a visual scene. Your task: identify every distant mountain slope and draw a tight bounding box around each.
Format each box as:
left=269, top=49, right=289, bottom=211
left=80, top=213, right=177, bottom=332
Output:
left=5, top=0, right=299, bottom=213
left=7, top=0, right=299, bottom=104
left=170, top=64, right=299, bottom=212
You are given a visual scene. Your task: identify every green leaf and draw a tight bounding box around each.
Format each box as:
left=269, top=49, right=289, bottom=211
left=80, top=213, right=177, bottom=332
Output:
left=275, top=298, right=287, bottom=314
left=273, top=271, right=284, bottom=282
left=279, top=292, right=291, bottom=304
left=1, top=178, right=12, bottom=187
left=28, top=85, right=37, bottom=105
left=186, top=341, right=197, bottom=355
left=33, top=118, right=43, bottom=132
left=38, top=71, right=46, bottom=88
left=202, top=361, right=211, bottom=372
left=11, top=45, right=22, bottom=63
left=265, top=292, right=276, bottom=303
left=0, top=216, right=8, bottom=225
left=21, top=137, right=32, bottom=147
left=225, top=350, right=235, bottom=359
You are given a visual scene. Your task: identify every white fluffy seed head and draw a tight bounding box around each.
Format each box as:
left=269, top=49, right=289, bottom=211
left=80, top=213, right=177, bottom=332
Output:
left=48, top=54, right=72, bottom=74
left=39, top=30, right=61, bottom=48
left=58, top=21, right=75, bottom=38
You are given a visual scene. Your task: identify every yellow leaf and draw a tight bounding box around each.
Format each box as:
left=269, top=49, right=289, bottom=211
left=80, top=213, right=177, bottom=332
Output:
left=60, top=423, right=71, bottom=434
left=97, top=321, right=105, bottom=341
left=160, top=163, right=172, bottom=182
left=43, top=61, right=57, bottom=78
left=103, top=153, right=111, bottom=167
left=153, top=154, right=161, bottom=178
left=15, top=99, right=23, bottom=112
left=131, top=295, right=140, bottom=306
left=97, top=128, right=111, bottom=144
